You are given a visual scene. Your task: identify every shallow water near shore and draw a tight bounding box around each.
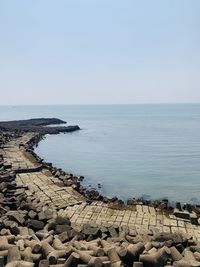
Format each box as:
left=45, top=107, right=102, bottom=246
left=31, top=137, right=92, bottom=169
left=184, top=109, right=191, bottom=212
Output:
left=1, top=104, right=200, bottom=203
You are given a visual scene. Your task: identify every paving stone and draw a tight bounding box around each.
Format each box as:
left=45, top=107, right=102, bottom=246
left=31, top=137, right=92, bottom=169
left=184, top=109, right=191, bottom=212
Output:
left=3, top=133, right=198, bottom=240
left=178, top=221, right=185, bottom=228
left=170, top=219, right=178, bottom=227
left=149, top=218, right=156, bottom=226
left=163, top=218, right=171, bottom=226
left=138, top=212, right=144, bottom=218
left=171, top=226, right=179, bottom=233
left=143, top=218, right=149, bottom=225
left=135, top=217, right=143, bottom=225
left=143, top=205, right=149, bottom=213
left=136, top=205, right=143, bottom=212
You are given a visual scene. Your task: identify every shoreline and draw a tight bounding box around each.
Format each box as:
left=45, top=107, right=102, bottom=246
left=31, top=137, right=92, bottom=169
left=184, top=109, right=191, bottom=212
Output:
left=1, top=118, right=200, bottom=217
left=33, top=131, right=199, bottom=210
left=1, top=118, right=200, bottom=266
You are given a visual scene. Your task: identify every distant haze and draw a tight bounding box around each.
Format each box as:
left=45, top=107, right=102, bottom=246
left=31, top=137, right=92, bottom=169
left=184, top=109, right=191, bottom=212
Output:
left=0, top=0, right=200, bottom=105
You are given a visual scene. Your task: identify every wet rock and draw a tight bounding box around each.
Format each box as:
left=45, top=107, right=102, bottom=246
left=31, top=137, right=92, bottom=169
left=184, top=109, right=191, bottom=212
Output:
left=54, top=171, right=61, bottom=178
left=174, top=209, right=190, bottom=220
left=98, top=183, right=102, bottom=189
left=176, top=202, right=182, bottom=210
left=127, top=198, right=135, bottom=205
left=63, top=179, right=73, bottom=186
left=78, top=176, right=84, bottom=181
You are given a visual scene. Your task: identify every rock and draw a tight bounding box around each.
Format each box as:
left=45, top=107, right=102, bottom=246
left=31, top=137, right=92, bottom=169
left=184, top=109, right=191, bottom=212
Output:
left=190, top=214, right=198, bottom=225
left=63, top=180, right=73, bottom=186
left=108, top=226, right=118, bottom=238
left=185, top=203, right=193, bottom=213
left=0, top=118, right=80, bottom=135
left=55, top=171, right=61, bottom=178
left=6, top=211, right=25, bottom=225
left=176, top=202, right=182, bottom=210
left=58, top=231, right=69, bottom=243
left=44, top=208, right=54, bottom=220
left=38, top=211, right=46, bottom=221
left=129, top=227, right=137, bottom=237
left=99, top=225, right=108, bottom=234
left=127, top=198, right=135, bottom=205
left=55, top=224, right=71, bottom=234
left=55, top=216, right=71, bottom=225
left=153, top=232, right=174, bottom=242
left=78, top=176, right=84, bottom=181
left=174, top=209, right=190, bottom=220
left=82, top=227, right=101, bottom=238
left=28, top=210, right=37, bottom=219
left=158, top=202, right=167, bottom=210
left=27, top=219, right=44, bottom=230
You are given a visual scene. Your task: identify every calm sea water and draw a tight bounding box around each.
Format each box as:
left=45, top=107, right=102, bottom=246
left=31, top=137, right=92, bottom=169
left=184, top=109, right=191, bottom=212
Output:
left=1, top=104, right=200, bottom=203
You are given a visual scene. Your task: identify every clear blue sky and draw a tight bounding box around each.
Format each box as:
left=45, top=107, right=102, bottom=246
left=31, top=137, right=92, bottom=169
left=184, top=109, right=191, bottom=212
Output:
left=0, top=0, right=199, bottom=104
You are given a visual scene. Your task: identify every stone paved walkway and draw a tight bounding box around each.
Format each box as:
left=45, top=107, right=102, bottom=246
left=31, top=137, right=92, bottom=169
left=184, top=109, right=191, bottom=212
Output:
left=16, top=171, right=85, bottom=208
left=1, top=133, right=40, bottom=171
left=1, top=133, right=200, bottom=241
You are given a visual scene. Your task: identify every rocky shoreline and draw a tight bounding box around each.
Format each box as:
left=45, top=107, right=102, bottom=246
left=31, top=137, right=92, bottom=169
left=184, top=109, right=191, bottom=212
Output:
left=0, top=118, right=200, bottom=267
left=27, top=123, right=200, bottom=218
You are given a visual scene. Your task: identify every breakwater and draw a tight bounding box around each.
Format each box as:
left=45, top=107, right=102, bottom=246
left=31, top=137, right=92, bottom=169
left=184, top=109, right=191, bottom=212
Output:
left=0, top=118, right=200, bottom=266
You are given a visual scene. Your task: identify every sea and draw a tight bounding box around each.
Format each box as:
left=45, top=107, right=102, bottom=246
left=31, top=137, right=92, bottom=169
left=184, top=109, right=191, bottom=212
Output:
left=1, top=104, right=200, bottom=204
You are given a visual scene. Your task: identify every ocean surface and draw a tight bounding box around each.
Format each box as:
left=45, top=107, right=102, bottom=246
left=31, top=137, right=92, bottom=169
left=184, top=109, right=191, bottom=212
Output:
left=1, top=104, right=200, bottom=203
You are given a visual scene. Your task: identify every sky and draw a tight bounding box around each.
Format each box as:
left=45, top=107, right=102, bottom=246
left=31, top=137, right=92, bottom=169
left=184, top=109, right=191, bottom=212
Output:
left=0, top=0, right=200, bottom=105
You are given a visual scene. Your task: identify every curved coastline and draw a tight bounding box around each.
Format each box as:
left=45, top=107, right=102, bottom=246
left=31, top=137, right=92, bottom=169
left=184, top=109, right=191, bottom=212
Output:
left=1, top=117, right=200, bottom=213
left=34, top=131, right=198, bottom=208
left=31, top=130, right=198, bottom=213
left=1, top=118, right=200, bottom=266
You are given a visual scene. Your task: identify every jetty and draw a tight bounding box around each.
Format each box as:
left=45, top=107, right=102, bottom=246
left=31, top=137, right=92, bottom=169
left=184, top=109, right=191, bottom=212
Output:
left=0, top=118, right=200, bottom=267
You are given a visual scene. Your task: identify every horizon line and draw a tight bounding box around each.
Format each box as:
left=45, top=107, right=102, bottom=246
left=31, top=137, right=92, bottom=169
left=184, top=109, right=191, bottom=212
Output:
left=0, top=102, right=200, bottom=106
